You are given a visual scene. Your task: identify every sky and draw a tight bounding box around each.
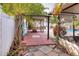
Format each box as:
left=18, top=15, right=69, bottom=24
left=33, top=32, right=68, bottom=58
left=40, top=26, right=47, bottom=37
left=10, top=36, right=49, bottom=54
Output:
left=42, top=3, right=56, bottom=13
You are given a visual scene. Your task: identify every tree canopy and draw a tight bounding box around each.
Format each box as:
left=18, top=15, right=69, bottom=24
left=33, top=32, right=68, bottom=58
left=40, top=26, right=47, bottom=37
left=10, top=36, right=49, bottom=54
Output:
left=50, top=15, right=58, bottom=24
left=1, top=3, right=45, bottom=29
left=2, top=3, right=44, bottom=16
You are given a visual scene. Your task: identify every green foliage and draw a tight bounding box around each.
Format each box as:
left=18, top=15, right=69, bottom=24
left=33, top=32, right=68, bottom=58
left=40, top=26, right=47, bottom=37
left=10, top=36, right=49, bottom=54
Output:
left=50, top=15, right=58, bottom=24
left=2, top=3, right=44, bottom=29
left=74, top=21, right=79, bottom=27
left=2, top=3, right=44, bottom=16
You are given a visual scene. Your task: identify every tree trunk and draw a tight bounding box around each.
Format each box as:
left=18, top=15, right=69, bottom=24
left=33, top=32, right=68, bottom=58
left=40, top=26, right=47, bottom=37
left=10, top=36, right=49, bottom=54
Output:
left=8, top=14, right=23, bottom=55
left=58, top=38, right=79, bottom=56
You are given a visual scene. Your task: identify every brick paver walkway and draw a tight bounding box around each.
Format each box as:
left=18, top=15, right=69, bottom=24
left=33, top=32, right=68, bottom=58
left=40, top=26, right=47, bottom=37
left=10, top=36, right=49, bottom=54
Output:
left=22, top=32, right=55, bottom=46
left=23, top=45, right=69, bottom=56
left=20, top=32, right=69, bottom=56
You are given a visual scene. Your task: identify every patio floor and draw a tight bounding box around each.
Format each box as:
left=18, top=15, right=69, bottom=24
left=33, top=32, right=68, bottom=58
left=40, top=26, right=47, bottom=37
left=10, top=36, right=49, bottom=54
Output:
left=18, top=45, right=69, bottom=56
left=24, top=45, right=69, bottom=56
left=20, top=31, right=69, bottom=56
left=21, top=32, right=55, bottom=46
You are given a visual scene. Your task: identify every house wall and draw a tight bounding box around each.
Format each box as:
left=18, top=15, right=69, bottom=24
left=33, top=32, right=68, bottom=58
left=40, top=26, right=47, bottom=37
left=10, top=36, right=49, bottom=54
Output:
left=0, top=6, right=15, bottom=55
left=1, top=13, right=15, bottom=56
left=0, top=5, right=2, bottom=55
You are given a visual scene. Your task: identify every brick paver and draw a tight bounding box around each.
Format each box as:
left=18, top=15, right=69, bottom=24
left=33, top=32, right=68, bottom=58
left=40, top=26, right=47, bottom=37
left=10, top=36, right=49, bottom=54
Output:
left=47, top=51, right=58, bottom=56
left=29, top=47, right=38, bottom=52
left=24, top=52, right=33, bottom=56
left=24, top=45, right=69, bottom=56
left=33, top=51, right=45, bottom=56
left=22, top=32, right=55, bottom=46
left=39, top=46, right=53, bottom=54
left=58, top=53, right=69, bottom=56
